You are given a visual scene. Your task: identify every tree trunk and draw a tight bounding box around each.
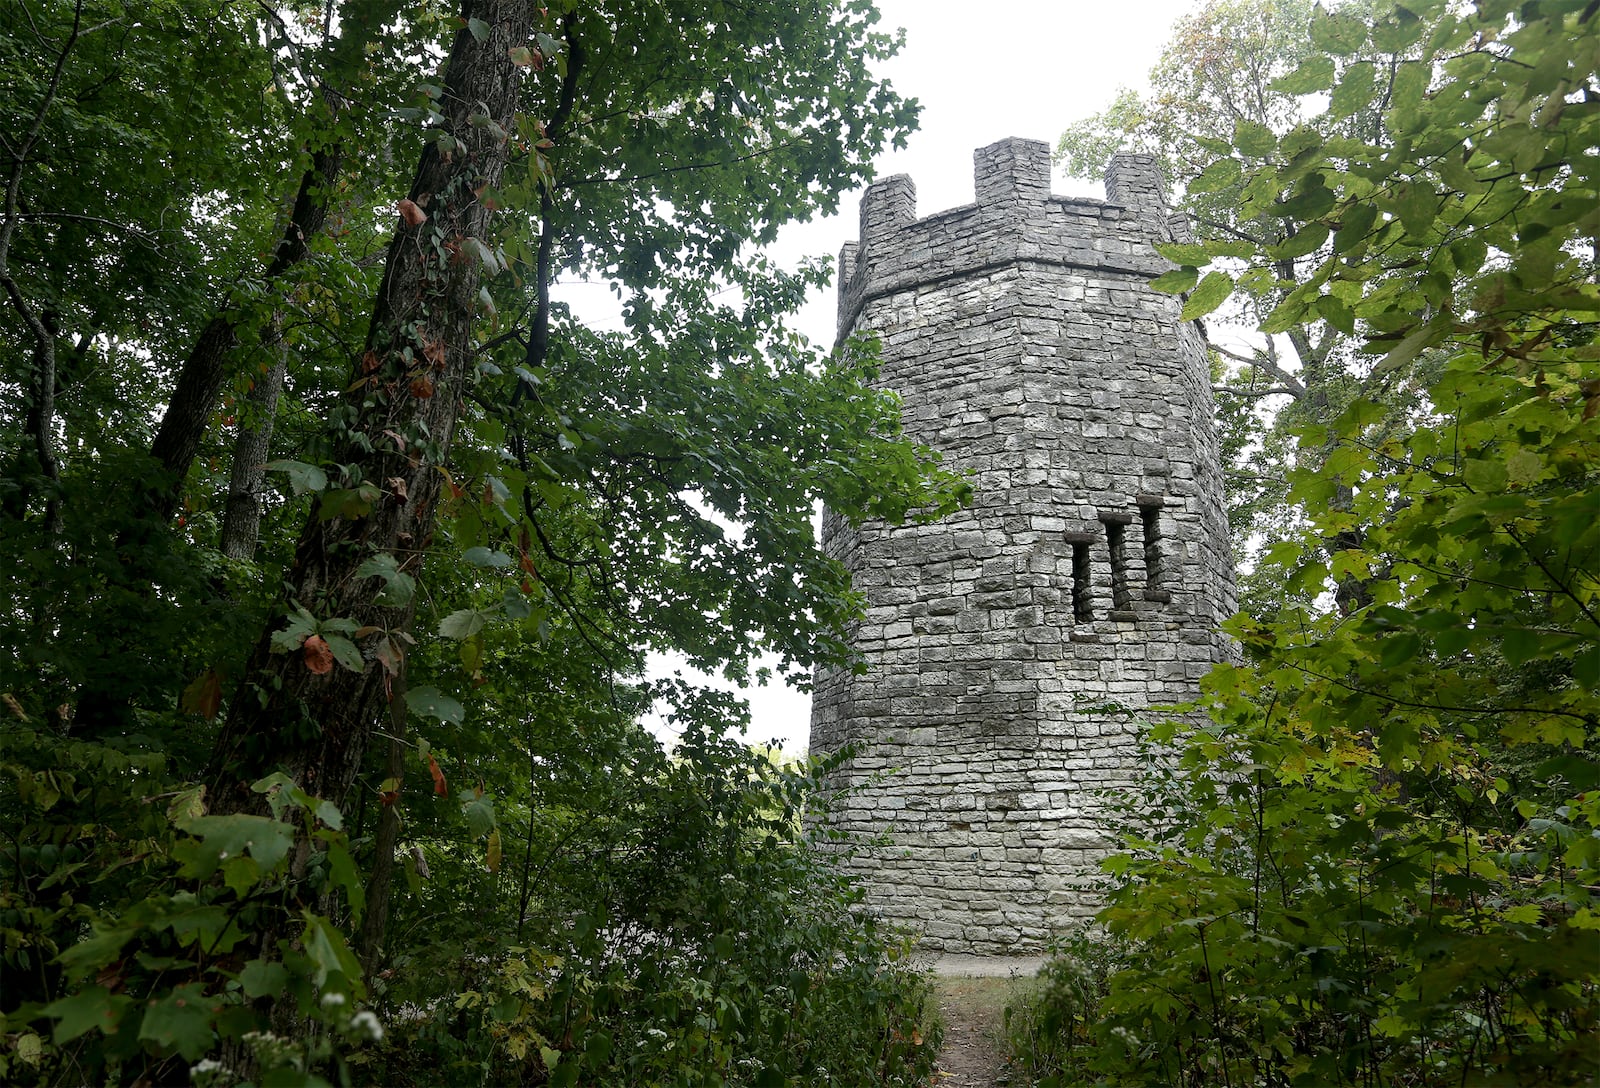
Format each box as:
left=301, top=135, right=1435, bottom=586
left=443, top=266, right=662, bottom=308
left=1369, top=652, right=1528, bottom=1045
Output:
left=220, top=332, right=288, bottom=561
left=0, top=3, right=81, bottom=535
left=69, top=142, right=346, bottom=739
left=207, top=0, right=534, bottom=811
left=145, top=143, right=343, bottom=524
left=358, top=672, right=408, bottom=967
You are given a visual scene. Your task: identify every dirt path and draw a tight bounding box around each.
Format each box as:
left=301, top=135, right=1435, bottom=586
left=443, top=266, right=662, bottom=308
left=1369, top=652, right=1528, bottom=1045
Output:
left=930, top=971, right=1038, bottom=1086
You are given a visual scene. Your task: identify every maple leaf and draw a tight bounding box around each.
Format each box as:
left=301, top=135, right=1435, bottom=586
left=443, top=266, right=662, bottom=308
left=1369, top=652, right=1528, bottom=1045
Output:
left=180, top=670, right=224, bottom=719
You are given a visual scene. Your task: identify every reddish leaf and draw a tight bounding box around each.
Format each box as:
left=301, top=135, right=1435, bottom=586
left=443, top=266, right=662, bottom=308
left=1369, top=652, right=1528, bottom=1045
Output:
left=397, top=198, right=427, bottom=227
left=409, top=375, right=435, bottom=399
left=362, top=350, right=381, bottom=374
left=428, top=754, right=447, bottom=797
left=180, top=670, right=224, bottom=720
left=375, top=637, right=403, bottom=676
left=303, top=636, right=334, bottom=675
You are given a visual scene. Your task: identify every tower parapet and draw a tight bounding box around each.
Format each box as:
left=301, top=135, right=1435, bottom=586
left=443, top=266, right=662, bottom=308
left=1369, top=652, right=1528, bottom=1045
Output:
left=811, top=138, right=1235, bottom=954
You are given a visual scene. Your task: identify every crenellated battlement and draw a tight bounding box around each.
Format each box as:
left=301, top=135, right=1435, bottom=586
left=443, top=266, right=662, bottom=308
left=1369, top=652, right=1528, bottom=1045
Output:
left=836, top=138, right=1180, bottom=340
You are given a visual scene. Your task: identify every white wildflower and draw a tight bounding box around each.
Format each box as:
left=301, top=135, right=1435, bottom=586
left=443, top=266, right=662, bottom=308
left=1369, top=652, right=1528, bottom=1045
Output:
left=188, top=1059, right=231, bottom=1088
left=348, top=1009, right=384, bottom=1042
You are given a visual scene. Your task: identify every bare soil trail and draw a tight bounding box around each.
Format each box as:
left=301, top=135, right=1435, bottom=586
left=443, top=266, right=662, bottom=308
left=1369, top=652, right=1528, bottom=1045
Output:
left=928, top=962, right=1041, bottom=1087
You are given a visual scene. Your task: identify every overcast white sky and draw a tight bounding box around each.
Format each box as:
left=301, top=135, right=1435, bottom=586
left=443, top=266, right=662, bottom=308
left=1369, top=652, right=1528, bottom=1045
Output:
left=618, top=1, right=1202, bottom=753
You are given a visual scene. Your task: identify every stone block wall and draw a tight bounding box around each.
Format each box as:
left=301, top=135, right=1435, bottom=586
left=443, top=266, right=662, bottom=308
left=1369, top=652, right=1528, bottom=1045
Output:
left=809, top=138, right=1236, bottom=954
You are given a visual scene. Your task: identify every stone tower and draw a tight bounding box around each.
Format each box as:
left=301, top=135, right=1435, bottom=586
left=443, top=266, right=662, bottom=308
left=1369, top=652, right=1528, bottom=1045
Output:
left=809, top=138, right=1236, bottom=955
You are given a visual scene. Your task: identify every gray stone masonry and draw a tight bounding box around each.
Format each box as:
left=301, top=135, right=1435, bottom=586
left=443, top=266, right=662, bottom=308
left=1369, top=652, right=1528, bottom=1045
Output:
left=810, top=138, right=1236, bottom=955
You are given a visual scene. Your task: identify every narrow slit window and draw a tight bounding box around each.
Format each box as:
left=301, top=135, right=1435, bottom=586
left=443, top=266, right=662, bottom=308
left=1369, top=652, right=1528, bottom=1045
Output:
left=1140, top=503, right=1162, bottom=588
left=1105, top=520, right=1131, bottom=610
left=1071, top=540, right=1093, bottom=622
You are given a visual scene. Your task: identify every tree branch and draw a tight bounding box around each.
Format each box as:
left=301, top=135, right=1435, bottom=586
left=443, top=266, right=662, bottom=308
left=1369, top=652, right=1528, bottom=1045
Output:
left=1214, top=384, right=1300, bottom=398
left=0, top=0, right=86, bottom=532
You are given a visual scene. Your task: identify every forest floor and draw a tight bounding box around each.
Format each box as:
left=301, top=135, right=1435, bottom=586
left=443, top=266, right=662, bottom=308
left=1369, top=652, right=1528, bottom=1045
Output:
left=928, top=959, right=1042, bottom=1086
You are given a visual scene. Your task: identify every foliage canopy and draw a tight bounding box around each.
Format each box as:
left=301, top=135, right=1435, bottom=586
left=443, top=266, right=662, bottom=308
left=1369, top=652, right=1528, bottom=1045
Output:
left=1016, top=1, right=1599, bottom=1084
left=0, top=1, right=956, bottom=1083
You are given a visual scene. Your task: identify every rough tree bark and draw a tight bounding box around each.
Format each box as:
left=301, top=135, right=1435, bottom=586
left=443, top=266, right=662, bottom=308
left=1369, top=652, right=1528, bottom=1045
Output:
left=220, top=327, right=289, bottom=561
left=207, top=0, right=535, bottom=811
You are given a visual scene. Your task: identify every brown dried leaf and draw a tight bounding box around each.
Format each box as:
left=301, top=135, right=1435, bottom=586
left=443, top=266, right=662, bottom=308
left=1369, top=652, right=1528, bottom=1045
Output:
left=180, top=670, right=224, bottom=720
left=397, top=198, right=427, bottom=227
left=303, top=635, right=334, bottom=675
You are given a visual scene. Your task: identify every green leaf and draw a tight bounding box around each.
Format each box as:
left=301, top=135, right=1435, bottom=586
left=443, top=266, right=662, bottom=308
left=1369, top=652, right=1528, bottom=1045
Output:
left=178, top=814, right=296, bottom=877
left=466, top=16, right=490, bottom=41
left=1533, top=755, right=1600, bottom=792
left=317, top=483, right=382, bottom=521
left=314, top=798, right=343, bottom=830
left=327, top=840, right=366, bottom=921
left=1309, top=7, right=1370, bottom=54
left=1181, top=271, right=1235, bottom=321
left=270, top=608, right=318, bottom=653
left=439, top=608, right=489, bottom=640
left=1503, top=448, right=1543, bottom=487
left=1373, top=317, right=1444, bottom=375
left=1461, top=457, right=1508, bottom=492
left=238, top=959, right=288, bottom=999
left=1187, top=157, right=1241, bottom=194
left=1379, top=632, right=1420, bottom=669
left=264, top=459, right=327, bottom=496
left=322, top=633, right=364, bottom=673
left=463, top=547, right=513, bottom=568
left=302, top=913, right=363, bottom=994
left=1329, top=62, right=1376, bottom=118
left=355, top=554, right=416, bottom=608
left=1270, top=222, right=1330, bottom=260
left=1150, top=267, right=1199, bottom=295
left=1334, top=203, right=1378, bottom=253
left=501, top=586, right=533, bottom=621
left=1574, top=644, right=1600, bottom=692
left=1272, top=55, right=1335, bottom=94
left=43, top=986, right=130, bottom=1044
left=137, top=983, right=215, bottom=1060
left=1233, top=119, right=1276, bottom=159
left=406, top=685, right=465, bottom=725
left=461, top=789, right=496, bottom=839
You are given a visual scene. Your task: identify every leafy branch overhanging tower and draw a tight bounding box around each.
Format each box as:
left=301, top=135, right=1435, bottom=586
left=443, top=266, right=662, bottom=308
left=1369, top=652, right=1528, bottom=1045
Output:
left=810, top=138, right=1236, bottom=955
